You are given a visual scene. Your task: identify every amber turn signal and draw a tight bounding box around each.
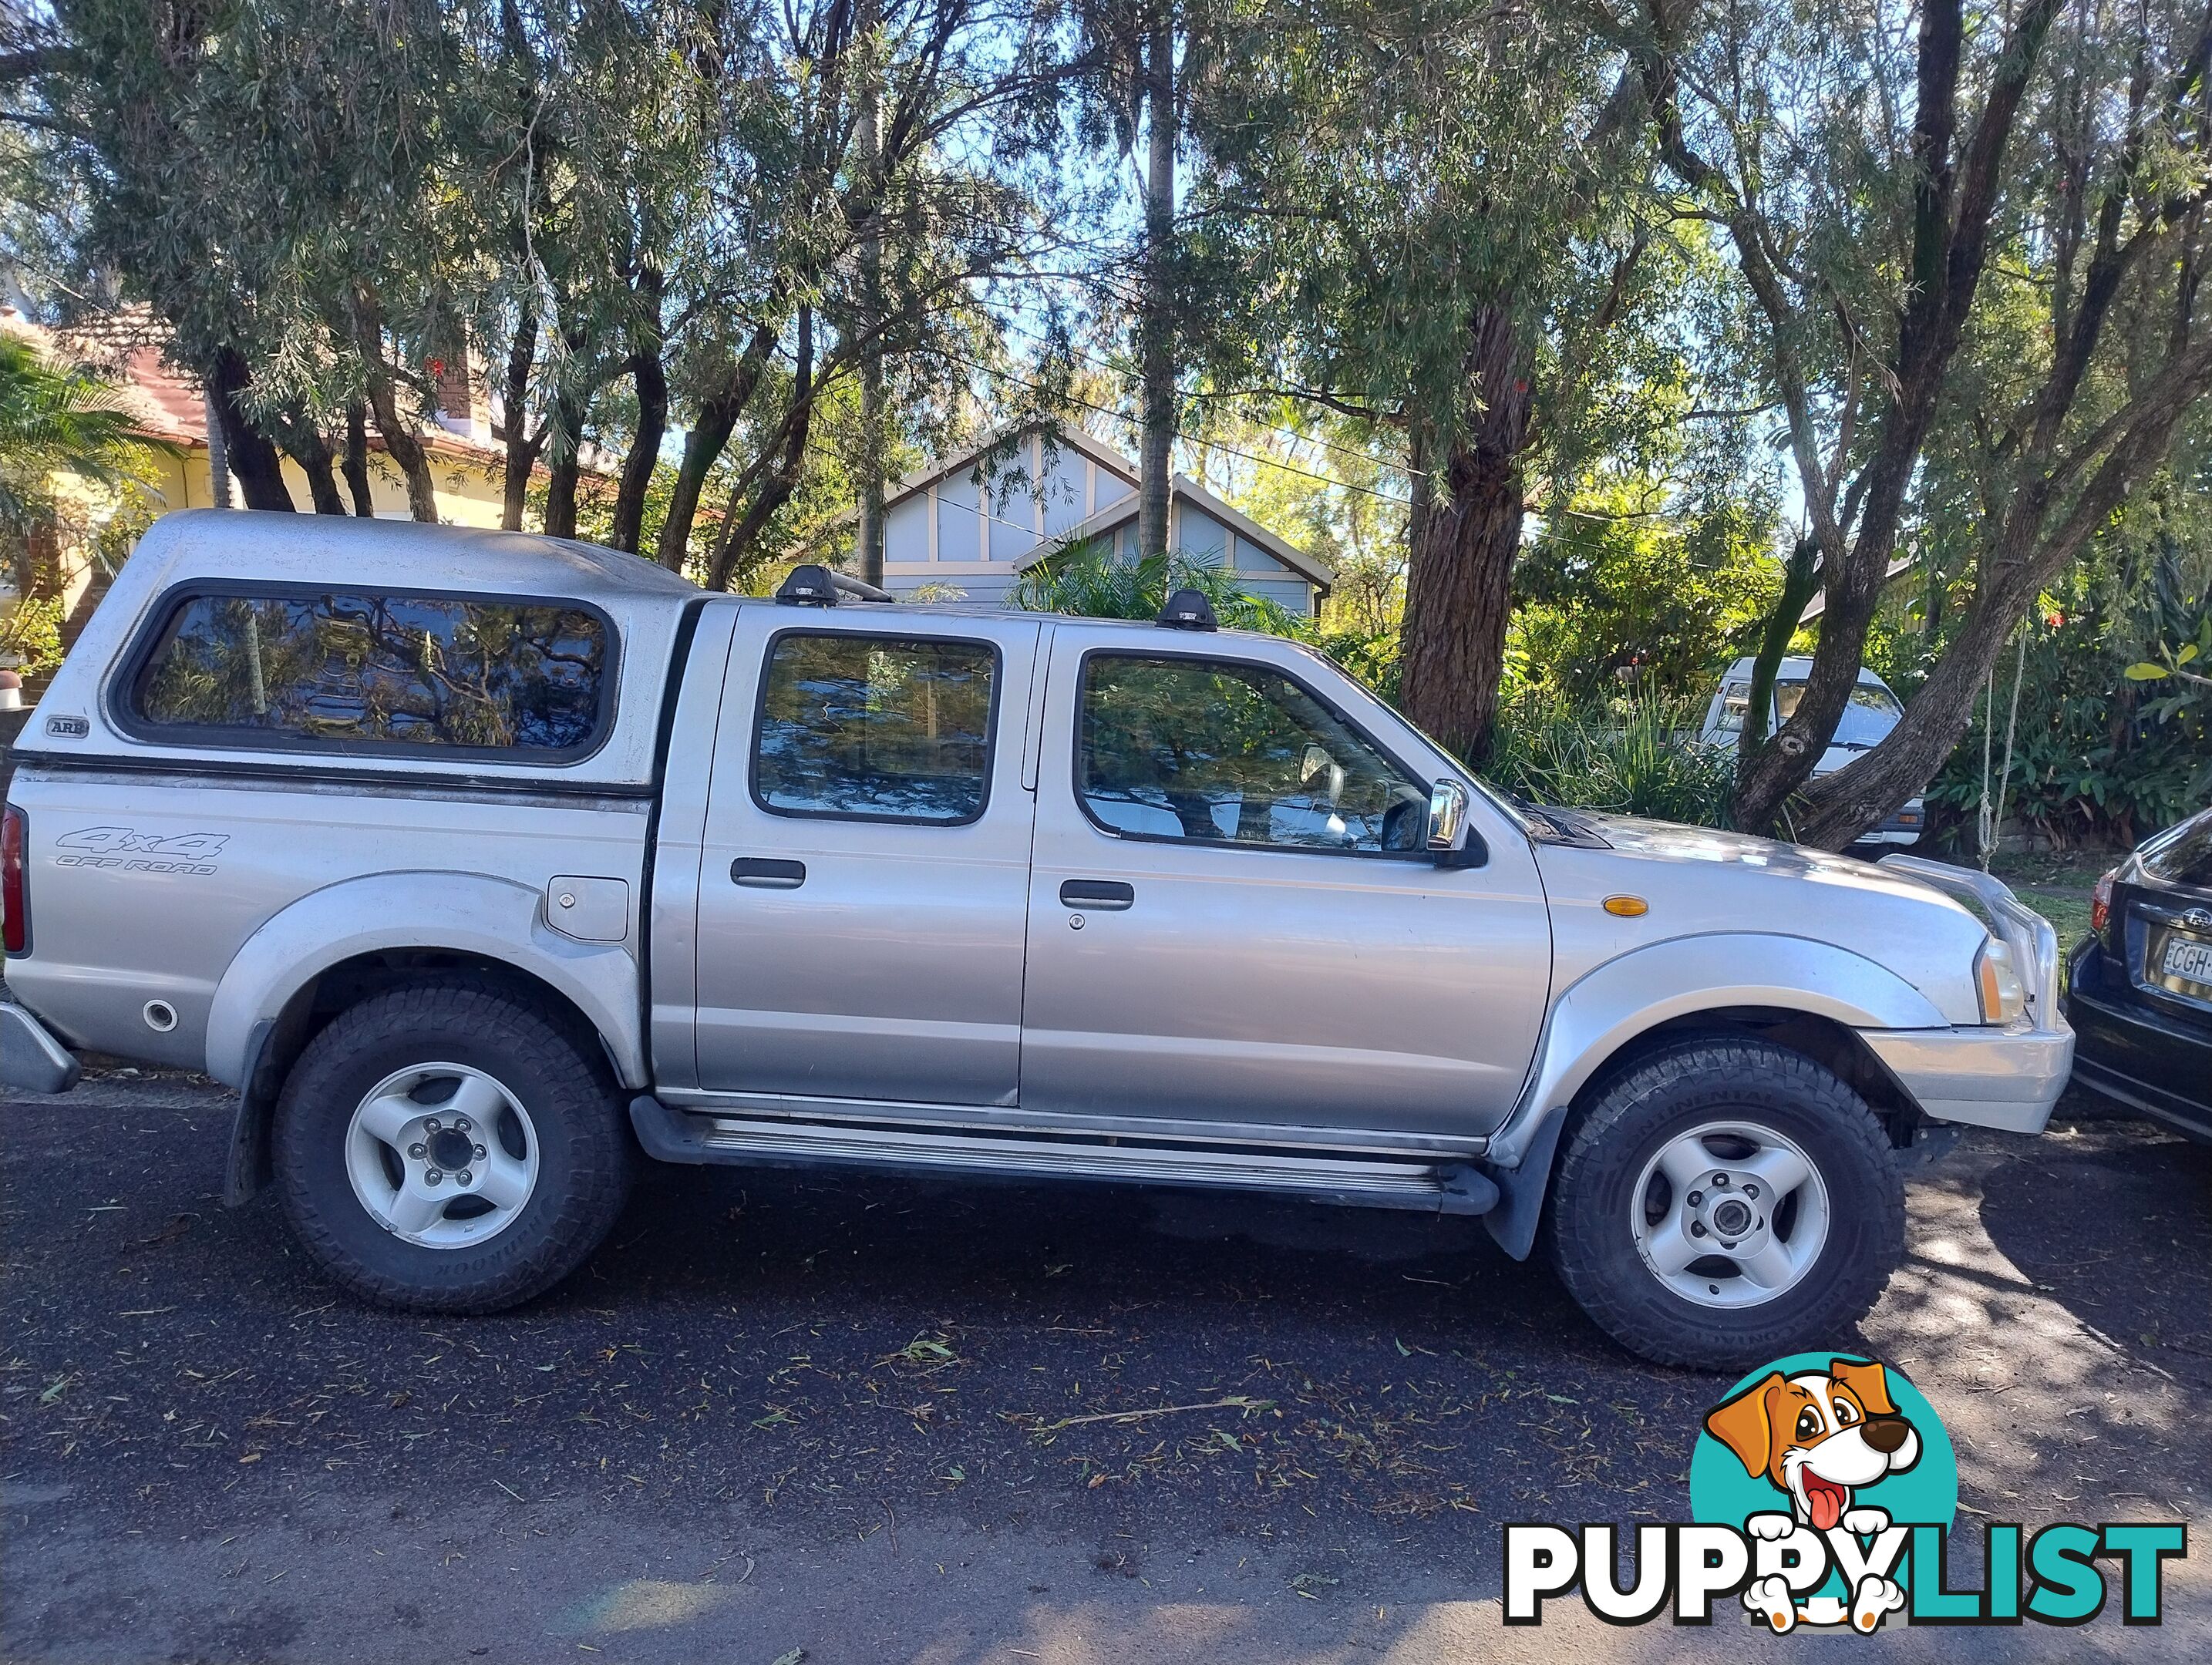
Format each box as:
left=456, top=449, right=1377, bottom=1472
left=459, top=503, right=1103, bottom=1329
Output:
left=1602, top=895, right=1649, bottom=917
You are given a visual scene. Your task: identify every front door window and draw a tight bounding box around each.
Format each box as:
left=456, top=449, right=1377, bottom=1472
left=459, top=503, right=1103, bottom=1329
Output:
left=1076, top=653, right=1429, bottom=853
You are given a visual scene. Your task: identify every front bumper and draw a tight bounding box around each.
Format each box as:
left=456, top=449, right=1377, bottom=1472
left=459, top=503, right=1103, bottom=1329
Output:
left=0, top=1000, right=79, bottom=1095
left=1860, top=1024, right=2072, bottom=1134
left=1869, top=856, right=2072, bottom=1135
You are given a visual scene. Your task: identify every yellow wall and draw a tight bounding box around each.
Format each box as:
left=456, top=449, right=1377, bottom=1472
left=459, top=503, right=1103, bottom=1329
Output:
left=150, top=444, right=520, bottom=529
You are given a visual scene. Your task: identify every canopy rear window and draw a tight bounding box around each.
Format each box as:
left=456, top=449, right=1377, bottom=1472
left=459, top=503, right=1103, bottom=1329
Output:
left=123, top=588, right=614, bottom=760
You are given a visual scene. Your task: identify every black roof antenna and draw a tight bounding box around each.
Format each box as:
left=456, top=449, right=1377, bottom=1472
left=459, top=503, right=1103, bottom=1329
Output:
left=1157, top=586, right=1219, bottom=631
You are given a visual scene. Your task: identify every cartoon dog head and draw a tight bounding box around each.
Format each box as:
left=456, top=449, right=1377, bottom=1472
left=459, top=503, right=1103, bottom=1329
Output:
left=1704, top=1359, right=1922, bottom=1532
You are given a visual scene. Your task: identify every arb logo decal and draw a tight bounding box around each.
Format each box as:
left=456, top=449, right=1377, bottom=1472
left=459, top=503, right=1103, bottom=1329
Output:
left=1503, top=1353, right=2185, bottom=1630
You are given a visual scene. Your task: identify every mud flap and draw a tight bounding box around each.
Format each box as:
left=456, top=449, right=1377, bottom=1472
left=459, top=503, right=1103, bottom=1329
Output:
left=223, top=1019, right=280, bottom=1207
left=1481, top=1108, right=1569, bottom=1261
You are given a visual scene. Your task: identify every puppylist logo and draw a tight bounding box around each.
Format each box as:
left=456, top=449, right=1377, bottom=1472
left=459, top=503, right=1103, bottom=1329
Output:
left=1503, top=1353, right=2187, bottom=1630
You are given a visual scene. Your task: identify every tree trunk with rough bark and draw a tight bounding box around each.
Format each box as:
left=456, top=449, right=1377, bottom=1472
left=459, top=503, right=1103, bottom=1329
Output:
left=656, top=325, right=775, bottom=573
left=342, top=402, right=375, bottom=515
left=204, top=348, right=293, bottom=510
left=1397, top=307, right=1531, bottom=763
left=542, top=426, right=582, bottom=538
left=352, top=291, right=439, bottom=523
left=709, top=309, right=816, bottom=590
left=609, top=270, right=666, bottom=554
left=500, top=304, right=543, bottom=532
left=286, top=428, right=348, bottom=514
left=1136, top=4, right=1176, bottom=560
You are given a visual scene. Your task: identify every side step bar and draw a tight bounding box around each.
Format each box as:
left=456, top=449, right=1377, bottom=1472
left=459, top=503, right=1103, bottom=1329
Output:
left=630, top=1095, right=1497, bottom=1216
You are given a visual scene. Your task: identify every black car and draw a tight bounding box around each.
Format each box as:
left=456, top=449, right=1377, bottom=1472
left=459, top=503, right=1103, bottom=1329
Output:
left=2066, top=804, right=2212, bottom=1141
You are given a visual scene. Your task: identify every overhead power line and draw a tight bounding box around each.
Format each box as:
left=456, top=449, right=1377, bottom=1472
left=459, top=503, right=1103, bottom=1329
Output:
left=989, top=314, right=1422, bottom=487
left=948, top=351, right=1416, bottom=506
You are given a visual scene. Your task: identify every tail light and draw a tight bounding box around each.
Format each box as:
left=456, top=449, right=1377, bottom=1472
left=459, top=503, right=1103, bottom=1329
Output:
left=2, top=805, right=25, bottom=955
left=2089, top=868, right=2116, bottom=937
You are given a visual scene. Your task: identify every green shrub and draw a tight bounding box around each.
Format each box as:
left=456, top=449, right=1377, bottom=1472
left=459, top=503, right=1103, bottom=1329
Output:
left=1486, top=693, right=1736, bottom=827
left=0, top=593, right=65, bottom=674
left=1923, top=565, right=2210, bottom=849
left=1010, top=538, right=1308, bottom=636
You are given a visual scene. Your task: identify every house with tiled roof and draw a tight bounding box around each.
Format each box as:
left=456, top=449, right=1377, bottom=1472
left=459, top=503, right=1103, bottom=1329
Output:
left=1, top=306, right=544, bottom=526
left=0, top=306, right=601, bottom=684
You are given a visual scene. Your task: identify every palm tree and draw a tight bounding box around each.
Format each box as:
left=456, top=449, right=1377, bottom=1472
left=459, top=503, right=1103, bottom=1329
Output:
left=0, top=333, right=164, bottom=550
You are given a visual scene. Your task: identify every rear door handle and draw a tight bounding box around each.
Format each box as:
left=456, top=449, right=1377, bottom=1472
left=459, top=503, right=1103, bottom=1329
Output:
left=732, top=858, right=806, bottom=890
left=1059, top=879, right=1134, bottom=910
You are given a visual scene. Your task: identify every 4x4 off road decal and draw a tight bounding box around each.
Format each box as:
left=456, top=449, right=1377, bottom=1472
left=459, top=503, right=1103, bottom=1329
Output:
left=53, top=826, right=228, bottom=876
left=1503, top=1353, right=2186, bottom=1630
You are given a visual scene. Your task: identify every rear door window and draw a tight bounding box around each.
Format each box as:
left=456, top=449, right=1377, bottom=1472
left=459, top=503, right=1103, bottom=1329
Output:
left=126, top=590, right=613, bottom=758
left=752, top=631, right=998, bottom=824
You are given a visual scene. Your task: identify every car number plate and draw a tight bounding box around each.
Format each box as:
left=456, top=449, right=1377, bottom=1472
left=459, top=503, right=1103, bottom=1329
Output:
left=2162, top=933, right=2212, bottom=990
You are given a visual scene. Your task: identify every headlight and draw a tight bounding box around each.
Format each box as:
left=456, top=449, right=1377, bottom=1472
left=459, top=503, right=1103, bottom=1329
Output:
left=1975, top=937, right=2025, bottom=1024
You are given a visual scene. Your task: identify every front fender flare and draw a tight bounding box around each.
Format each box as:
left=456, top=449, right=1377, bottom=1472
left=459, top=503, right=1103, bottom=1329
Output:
left=1480, top=932, right=1946, bottom=1259
left=204, top=871, right=646, bottom=1092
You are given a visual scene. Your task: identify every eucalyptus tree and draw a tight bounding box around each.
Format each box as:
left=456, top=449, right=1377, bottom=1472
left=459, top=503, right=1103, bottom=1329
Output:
left=650, top=0, right=1081, bottom=587
left=1069, top=0, right=1187, bottom=560
left=1188, top=0, right=1672, bottom=761
left=34, top=0, right=304, bottom=509
left=1641, top=0, right=2212, bottom=846
left=473, top=1, right=733, bottom=546
left=33, top=0, right=514, bottom=518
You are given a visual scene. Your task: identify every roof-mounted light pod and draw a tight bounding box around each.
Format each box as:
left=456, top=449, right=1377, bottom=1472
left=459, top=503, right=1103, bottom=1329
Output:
left=1157, top=587, right=1218, bottom=631
left=776, top=564, right=841, bottom=607
left=776, top=565, right=896, bottom=607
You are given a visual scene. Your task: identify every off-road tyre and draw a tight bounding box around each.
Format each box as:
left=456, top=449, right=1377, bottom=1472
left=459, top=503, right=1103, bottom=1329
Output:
left=273, top=977, right=632, bottom=1313
left=1546, top=1035, right=1904, bottom=1370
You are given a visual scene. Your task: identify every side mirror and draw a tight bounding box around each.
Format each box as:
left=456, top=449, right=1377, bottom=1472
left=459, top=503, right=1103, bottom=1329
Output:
left=1427, top=779, right=1476, bottom=865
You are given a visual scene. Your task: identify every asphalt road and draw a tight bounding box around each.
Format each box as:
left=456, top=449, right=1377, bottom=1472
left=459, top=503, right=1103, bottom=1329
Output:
left=4, top=1075, right=2210, bottom=1663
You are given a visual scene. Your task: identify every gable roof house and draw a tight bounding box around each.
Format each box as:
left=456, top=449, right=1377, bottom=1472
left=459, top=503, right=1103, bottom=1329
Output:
left=876, top=421, right=1334, bottom=615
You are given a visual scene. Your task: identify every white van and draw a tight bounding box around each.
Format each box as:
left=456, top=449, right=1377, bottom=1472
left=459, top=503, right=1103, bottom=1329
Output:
left=1700, top=657, right=1925, bottom=848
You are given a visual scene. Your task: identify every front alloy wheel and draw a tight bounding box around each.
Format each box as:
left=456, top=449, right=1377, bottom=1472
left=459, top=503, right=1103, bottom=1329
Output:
left=1547, top=1035, right=1904, bottom=1369
left=1628, top=1120, right=1832, bottom=1309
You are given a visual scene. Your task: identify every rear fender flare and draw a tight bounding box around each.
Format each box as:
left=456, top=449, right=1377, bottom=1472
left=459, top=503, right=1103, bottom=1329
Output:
left=204, top=871, right=645, bottom=1092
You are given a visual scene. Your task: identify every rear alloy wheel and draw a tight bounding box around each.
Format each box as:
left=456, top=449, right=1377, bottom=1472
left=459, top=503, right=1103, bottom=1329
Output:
left=343, top=1063, right=542, bottom=1250
left=1547, top=1036, right=1903, bottom=1370
left=274, top=978, right=632, bottom=1313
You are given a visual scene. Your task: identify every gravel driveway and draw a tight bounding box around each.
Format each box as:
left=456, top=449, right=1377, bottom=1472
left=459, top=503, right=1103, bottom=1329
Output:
left=4, top=1075, right=2209, bottom=1662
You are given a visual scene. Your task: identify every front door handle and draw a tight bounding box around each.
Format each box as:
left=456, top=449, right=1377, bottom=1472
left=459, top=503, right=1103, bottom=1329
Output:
left=732, top=858, right=806, bottom=890
left=1059, top=879, right=1134, bottom=910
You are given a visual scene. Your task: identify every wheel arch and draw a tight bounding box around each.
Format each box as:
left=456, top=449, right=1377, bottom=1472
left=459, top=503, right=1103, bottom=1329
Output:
left=1480, top=933, right=1939, bottom=1260
left=210, top=873, right=645, bottom=1206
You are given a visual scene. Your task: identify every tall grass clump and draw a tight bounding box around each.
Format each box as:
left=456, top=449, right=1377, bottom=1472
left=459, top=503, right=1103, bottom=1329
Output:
left=1486, top=694, right=1736, bottom=828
